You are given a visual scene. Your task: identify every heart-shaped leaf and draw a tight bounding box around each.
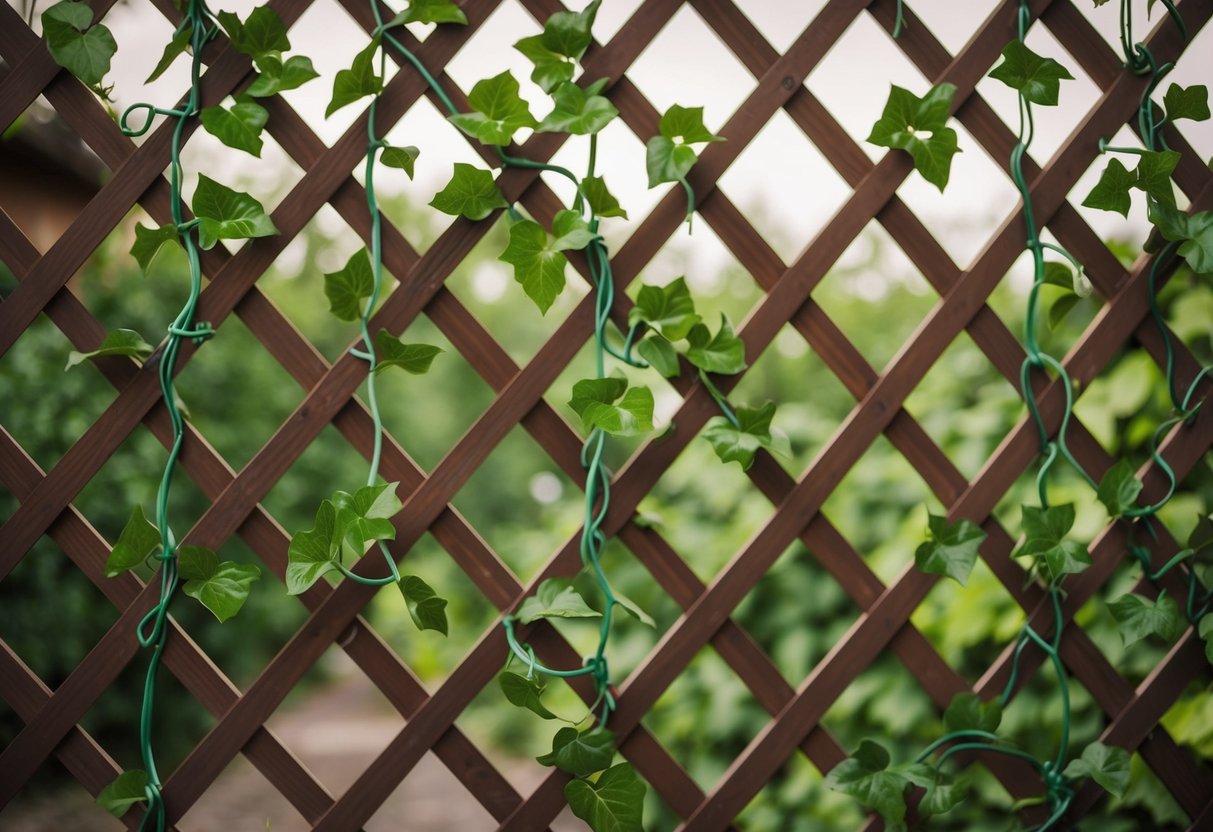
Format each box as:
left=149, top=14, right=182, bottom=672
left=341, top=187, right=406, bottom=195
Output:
left=326, top=39, right=382, bottom=117
left=96, top=769, right=148, bottom=818
left=825, top=739, right=909, bottom=824
left=373, top=330, right=442, bottom=375
left=192, top=174, right=277, bottom=250
left=564, top=762, right=645, bottom=832
left=286, top=499, right=342, bottom=594
left=514, top=35, right=574, bottom=94
left=448, top=70, right=537, bottom=146
left=499, top=219, right=567, bottom=313
left=636, top=334, right=679, bottom=378
left=517, top=578, right=601, bottom=624
left=499, top=671, right=558, bottom=719
left=66, top=328, right=154, bottom=370
left=104, top=505, right=160, bottom=577
left=42, top=1, right=117, bottom=88
left=628, top=277, right=700, bottom=340
left=537, top=726, right=616, bottom=776
left=200, top=100, right=268, bottom=157
left=702, top=401, right=789, bottom=470
left=399, top=574, right=448, bottom=634
left=380, top=145, right=420, bottom=179
left=1108, top=592, right=1183, bottom=647
left=323, top=248, right=374, bottom=322
left=867, top=83, right=960, bottom=191
left=942, top=692, right=1001, bottom=733
left=538, top=80, right=617, bottom=135
left=988, top=40, right=1073, bottom=106
left=1015, top=504, right=1090, bottom=581
left=540, top=0, right=600, bottom=61
left=685, top=314, right=746, bottom=374
left=183, top=559, right=261, bottom=623
left=430, top=163, right=508, bottom=220
left=1096, top=459, right=1143, bottom=518
left=569, top=377, right=654, bottom=435
left=915, top=514, right=987, bottom=585
left=1063, top=741, right=1130, bottom=798
left=245, top=54, right=319, bottom=97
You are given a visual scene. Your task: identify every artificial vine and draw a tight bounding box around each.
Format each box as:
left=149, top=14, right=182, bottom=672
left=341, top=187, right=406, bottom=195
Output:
left=829, top=1, right=1212, bottom=828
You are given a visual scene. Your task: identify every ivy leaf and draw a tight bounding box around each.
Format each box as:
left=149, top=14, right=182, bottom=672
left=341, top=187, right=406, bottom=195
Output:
left=517, top=578, right=601, bottom=624
left=581, top=175, right=628, bottom=219
left=96, top=769, right=148, bottom=818
left=1148, top=202, right=1213, bottom=275
left=628, top=277, right=700, bottom=340
left=448, top=70, right=537, bottom=146
left=334, top=481, right=402, bottom=521
left=330, top=482, right=401, bottom=560
left=942, top=692, right=1002, bottom=733
left=1063, top=741, right=1130, bottom=798
left=569, top=376, right=654, bottom=435
left=372, top=330, right=442, bottom=375
left=380, top=145, right=420, bottom=179
left=176, top=544, right=219, bottom=581
left=659, top=104, right=725, bottom=144
left=398, top=574, right=448, bottom=634
left=200, top=100, right=269, bottom=157
left=1199, top=615, right=1213, bottom=664
left=499, top=671, right=558, bottom=719
left=42, top=1, right=117, bottom=89
left=323, top=248, right=374, bottom=322
left=244, top=54, right=319, bottom=97
left=564, top=762, right=645, bottom=832
left=988, top=40, right=1073, bottom=106
left=824, top=739, right=909, bottom=824
left=430, top=163, right=508, bottom=220
left=636, top=335, right=680, bottom=378
left=389, top=0, right=468, bottom=25
left=552, top=209, right=598, bottom=251
left=646, top=136, right=698, bottom=188
left=914, top=514, right=987, bottom=586
left=146, top=24, right=190, bottom=83
left=1015, top=503, right=1091, bottom=580
left=540, top=0, right=600, bottom=61
left=326, top=39, right=382, bottom=118
left=499, top=219, right=567, bottom=314
left=867, top=83, right=960, bottom=191
left=1163, top=83, right=1210, bottom=122
left=286, top=499, right=342, bottom=594
left=538, top=80, right=618, bottom=135
left=1048, top=293, right=1080, bottom=330
left=919, top=773, right=968, bottom=817
left=1108, top=592, right=1182, bottom=647
left=192, top=174, right=277, bottom=250
left=514, top=35, right=574, bottom=94
left=131, top=223, right=180, bottom=275
left=104, top=505, right=160, bottom=577
left=66, top=328, right=154, bottom=370
left=1096, top=459, right=1143, bottom=517
left=1082, top=157, right=1135, bottom=216
left=702, top=401, right=789, bottom=470
left=538, top=726, right=616, bottom=777
left=1134, top=149, right=1179, bottom=207
left=216, top=7, right=290, bottom=63
left=182, top=557, right=261, bottom=623
left=685, top=314, right=746, bottom=374
left=613, top=589, right=655, bottom=627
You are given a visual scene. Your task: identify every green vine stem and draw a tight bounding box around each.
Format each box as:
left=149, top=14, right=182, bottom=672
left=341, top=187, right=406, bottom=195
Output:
left=116, top=0, right=219, bottom=826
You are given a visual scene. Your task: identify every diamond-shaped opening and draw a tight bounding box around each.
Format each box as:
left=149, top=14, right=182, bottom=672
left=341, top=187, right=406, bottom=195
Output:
left=904, top=0, right=1001, bottom=55
left=807, top=11, right=928, bottom=164
left=1069, top=121, right=1153, bottom=248
left=370, top=530, right=497, bottom=679
left=448, top=423, right=584, bottom=584
left=368, top=748, right=500, bottom=831
left=642, top=645, right=770, bottom=792
left=1074, top=347, right=1171, bottom=457
left=626, top=4, right=754, bottom=140
left=902, top=327, right=1023, bottom=481
left=178, top=749, right=312, bottom=831
left=103, top=0, right=184, bottom=115
left=737, top=747, right=865, bottom=831
left=733, top=1, right=823, bottom=55
left=717, top=108, right=852, bottom=267
left=819, top=434, right=939, bottom=585
left=1162, top=682, right=1213, bottom=788
left=821, top=650, right=942, bottom=760
left=1064, top=0, right=1124, bottom=59
left=0, top=755, right=127, bottom=830
left=1000, top=652, right=1102, bottom=766
left=734, top=540, right=860, bottom=687
left=1075, top=562, right=1173, bottom=686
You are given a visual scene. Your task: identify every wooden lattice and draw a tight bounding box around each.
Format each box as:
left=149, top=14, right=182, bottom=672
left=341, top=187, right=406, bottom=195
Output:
left=2, top=0, right=1212, bottom=829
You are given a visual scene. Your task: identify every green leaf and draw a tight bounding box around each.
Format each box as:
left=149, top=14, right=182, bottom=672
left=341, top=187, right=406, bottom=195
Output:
left=131, top=223, right=180, bottom=274
left=914, top=514, right=987, bottom=586
left=659, top=104, right=725, bottom=144
left=326, top=39, right=383, bottom=117
left=373, top=330, right=442, bottom=375
left=628, top=277, right=700, bottom=340
left=538, top=80, right=618, bottom=135
left=919, top=773, right=968, bottom=817
left=1199, top=615, right=1213, bottom=664
left=380, top=145, right=420, bottom=179
left=499, top=219, right=567, bottom=313
left=537, top=726, right=616, bottom=776
left=540, top=0, right=600, bottom=60
left=286, top=500, right=342, bottom=594
left=398, top=574, right=448, bottom=634
left=192, top=174, right=277, bottom=250
left=1063, top=741, right=1130, bottom=798
left=867, top=83, right=960, bottom=191
left=1148, top=202, right=1213, bottom=275
left=323, top=248, right=374, bottom=321
left=517, top=578, right=601, bottom=624
left=217, top=7, right=290, bottom=63
left=1134, top=149, right=1179, bottom=207
left=636, top=335, right=679, bottom=378
left=685, top=314, right=746, bottom=374
left=146, top=24, right=190, bottom=83
left=448, top=71, right=537, bottom=145
left=581, top=175, right=628, bottom=219
left=824, top=739, right=908, bottom=824
left=390, top=0, right=468, bottom=25
left=1083, top=157, right=1135, bottom=216
left=66, top=328, right=154, bottom=370
left=1096, top=459, right=1143, bottom=517
left=514, top=35, right=574, bottom=94
left=176, top=544, right=219, bottom=581
left=987, top=40, right=1073, bottom=106
left=430, top=163, right=508, bottom=220
left=104, top=505, right=160, bottom=577
left=1015, top=503, right=1091, bottom=580
left=200, top=100, right=269, bottom=157
left=499, top=671, right=558, bottom=719
left=1163, top=83, right=1210, bottom=122
left=613, top=589, right=655, bottom=627
left=569, top=377, right=654, bottom=435
left=1108, top=592, right=1182, bottom=647
left=1048, top=292, right=1080, bottom=330
left=183, top=560, right=260, bottom=623
left=645, top=136, right=697, bottom=188
left=942, top=692, right=1001, bottom=733
left=42, top=1, right=117, bottom=89
left=702, top=401, right=789, bottom=471
left=552, top=209, right=598, bottom=251
left=564, top=762, right=645, bottom=832
left=1041, top=261, right=1075, bottom=289
left=244, top=54, right=319, bottom=97
left=334, top=481, right=402, bottom=521
left=96, top=769, right=148, bottom=818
